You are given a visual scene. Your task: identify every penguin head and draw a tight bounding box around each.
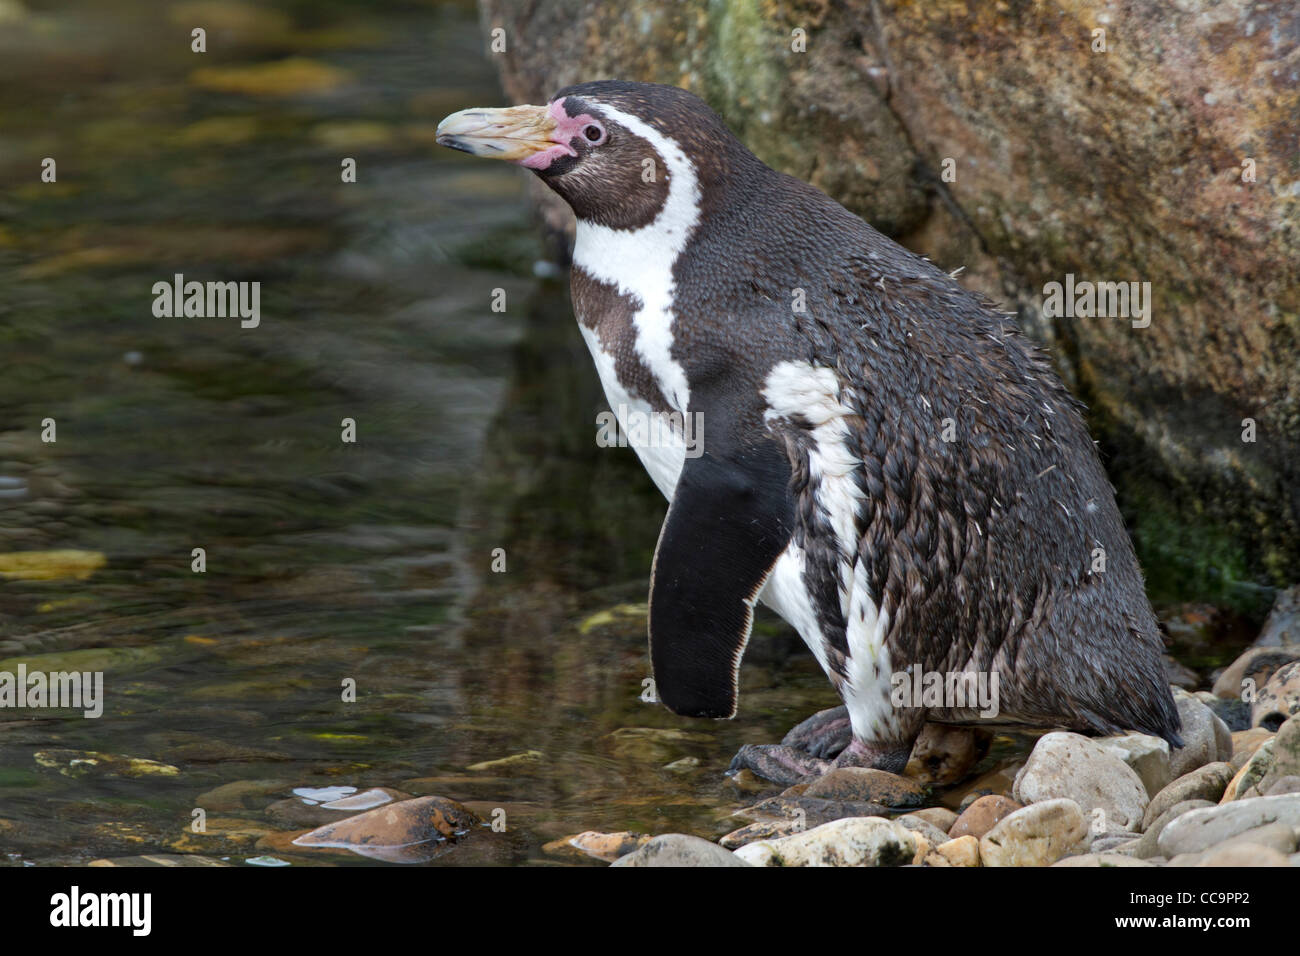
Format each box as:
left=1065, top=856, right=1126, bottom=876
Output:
left=437, top=80, right=754, bottom=229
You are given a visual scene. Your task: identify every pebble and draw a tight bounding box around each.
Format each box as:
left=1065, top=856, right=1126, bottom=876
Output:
left=292, top=795, right=480, bottom=863
left=1169, top=690, right=1233, bottom=778
left=735, top=794, right=888, bottom=830
left=719, top=820, right=799, bottom=849
left=910, top=807, right=959, bottom=832
left=1253, top=662, right=1300, bottom=730
left=734, top=816, right=915, bottom=867
left=1089, top=831, right=1141, bottom=854
left=926, top=835, right=981, bottom=867
left=894, top=814, right=952, bottom=848
left=465, top=750, right=545, bottom=772
left=195, top=779, right=286, bottom=811
left=903, top=724, right=984, bottom=785
left=543, top=831, right=649, bottom=863
left=1256, top=714, right=1300, bottom=794
left=1222, top=739, right=1273, bottom=801
left=1134, top=800, right=1216, bottom=858
left=601, top=728, right=711, bottom=763
left=1013, top=732, right=1148, bottom=832
left=948, top=761, right=1023, bottom=811
left=1157, top=793, right=1300, bottom=856
left=1211, top=645, right=1300, bottom=700
left=1265, top=775, right=1300, bottom=796
left=1053, top=852, right=1155, bottom=867
left=1167, top=845, right=1292, bottom=867
left=1096, top=732, right=1172, bottom=798
left=802, top=767, right=929, bottom=808
left=610, top=834, right=749, bottom=867
left=1142, top=762, right=1235, bottom=829
left=1230, top=728, right=1275, bottom=769
left=979, top=799, right=1088, bottom=867
left=949, top=795, right=1023, bottom=839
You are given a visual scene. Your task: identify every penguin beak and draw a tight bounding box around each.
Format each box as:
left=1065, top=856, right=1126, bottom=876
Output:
left=436, top=104, right=569, bottom=166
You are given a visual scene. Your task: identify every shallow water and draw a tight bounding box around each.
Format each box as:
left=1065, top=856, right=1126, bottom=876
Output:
left=0, top=0, right=1258, bottom=867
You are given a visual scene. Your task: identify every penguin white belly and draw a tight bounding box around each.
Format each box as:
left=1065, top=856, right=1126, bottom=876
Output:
left=577, top=325, right=686, bottom=500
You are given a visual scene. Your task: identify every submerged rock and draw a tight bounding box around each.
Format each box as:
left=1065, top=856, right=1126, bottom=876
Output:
left=543, top=831, right=650, bottom=863
left=466, top=751, right=545, bottom=772
left=196, top=779, right=287, bottom=811
left=34, top=750, right=179, bottom=778
left=292, top=795, right=480, bottom=863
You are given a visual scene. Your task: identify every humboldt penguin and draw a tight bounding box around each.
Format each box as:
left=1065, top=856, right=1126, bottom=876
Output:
left=437, top=80, right=1182, bottom=783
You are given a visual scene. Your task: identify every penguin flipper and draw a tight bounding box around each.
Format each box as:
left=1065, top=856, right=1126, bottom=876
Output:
left=649, top=437, right=794, bottom=719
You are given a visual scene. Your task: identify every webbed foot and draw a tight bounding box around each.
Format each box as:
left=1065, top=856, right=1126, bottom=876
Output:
left=727, top=744, right=830, bottom=786
left=779, top=705, right=852, bottom=759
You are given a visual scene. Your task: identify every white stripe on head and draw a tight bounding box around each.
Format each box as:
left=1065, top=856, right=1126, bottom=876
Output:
left=572, top=104, right=699, bottom=416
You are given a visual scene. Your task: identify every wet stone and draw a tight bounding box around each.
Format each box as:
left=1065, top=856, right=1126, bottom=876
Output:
left=610, top=834, right=748, bottom=867
left=292, top=795, right=480, bottom=864
left=543, top=831, right=650, bottom=863
left=903, top=725, right=985, bottom=786
left=466, top=750, right=545, bottom=772
left=1135, top=800, right=1217, bottom=859
left=1013, top=732, right=1148, bottom=832
left=1158, top=793, right=1300, bottom=857
left=1170, top=690, right=1233, bottom=778
left=1230, top=729, right=1275, bottom=770
left=1253, top=663, right=1300, bottom=731
left=195, top=779, right=287, bottom=812
left=909, top=807, right=959, bottom=832
left=801, top=767, right=928, bottom=808
left=949, top=795, right=1024, bottom=840
left=719, top=820, right=800, bottom=850
left=980, top=799, right=1089, bottom=867
left=88, top=854, right=232, bottom=867
left=1142, top=762, right=1235, bottom=829
left=735, top=794, right=889, bottom=830
left=735, top=817, right=915, bottom=868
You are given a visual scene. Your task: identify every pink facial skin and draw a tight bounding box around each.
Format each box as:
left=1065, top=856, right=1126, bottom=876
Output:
left=517, top=97, right=599, bottom=170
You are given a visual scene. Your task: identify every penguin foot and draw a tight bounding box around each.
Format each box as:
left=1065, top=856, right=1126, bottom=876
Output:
left=726, top=744, right=830, bottom=786
left=831, top=738, right=912, bottom=774
left=779, top=705, right=852, bottom=759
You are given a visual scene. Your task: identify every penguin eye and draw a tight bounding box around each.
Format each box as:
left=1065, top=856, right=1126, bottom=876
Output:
left=582, top=123, right=606, bottom=145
